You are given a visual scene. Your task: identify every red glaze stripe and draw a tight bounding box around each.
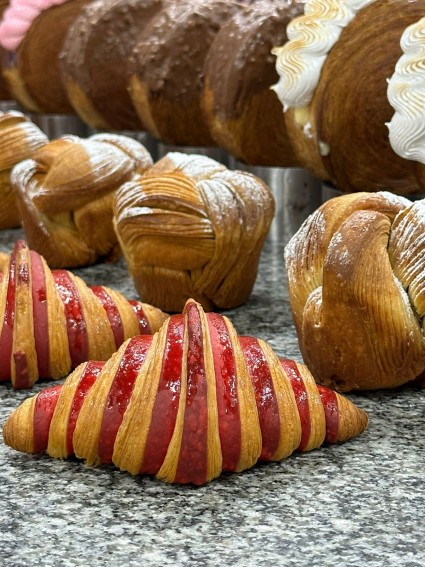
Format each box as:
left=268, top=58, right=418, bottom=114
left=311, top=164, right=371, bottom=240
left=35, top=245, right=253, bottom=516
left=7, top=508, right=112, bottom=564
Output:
left=280, top=358, right=311, bottom=451
left=90, top=286, right=124, bottom=348
left=129, top=300, right=151, bottom=335
left=66, top=361, right=105, bottom=455
left=317, top=385, right=339, bottom=444
left=98, top=336, right=153, bottom=464
left=240, top=336, right=280, bottom=460
left=175, top=303, right=208, bottom=485
left=12, top=251, right=31, bottom=389
left=207, top=313, right=241, bottom=472
left=52, top=270, right=88, bottom=368
left=141, top=315, right=184, bottom=476
left=30, top=251, right=49, bottom=379
left=33, top=385, right=62, bottom=453
left=0, top=241, right=24, bottom=381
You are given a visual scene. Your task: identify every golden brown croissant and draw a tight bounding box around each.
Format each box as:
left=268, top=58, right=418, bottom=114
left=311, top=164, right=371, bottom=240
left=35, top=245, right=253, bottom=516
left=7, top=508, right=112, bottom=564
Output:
left=0, top=0, right=92, bottom=114
left=0, top=240, right=168, bottom=389
left=284, top=190, right=425, bottom=392
left=128, top=0, right=244, bottom=146
left=0, top=111, right=48, bottom=229
left=60, top=0, right=168, bottom=131
left=3, top=298, right=367, bottom=484
left=202, top=0, right=303, bottom=166
left=272, top=0, right=424, bottom=195
left=12, top=132, right=153, bottom=268
left=114, top=151, right=275, bottom=312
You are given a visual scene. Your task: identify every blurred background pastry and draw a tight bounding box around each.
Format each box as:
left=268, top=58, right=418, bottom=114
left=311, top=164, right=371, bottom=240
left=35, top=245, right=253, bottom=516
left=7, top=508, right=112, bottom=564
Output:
left=0, top=110, right=47, bottom=229
left=12, top=133, right=153, bottom=268
left=0, top=0, right=91, bottom=137
left=0, top=0, right=16, bottom=111
left=128, top=0, right=244, bottom=161
left=60, top=0, right=169, bottom=156
left=272, top=0, right=424, bottom=196
left=114, top=152, right=275, bottom=313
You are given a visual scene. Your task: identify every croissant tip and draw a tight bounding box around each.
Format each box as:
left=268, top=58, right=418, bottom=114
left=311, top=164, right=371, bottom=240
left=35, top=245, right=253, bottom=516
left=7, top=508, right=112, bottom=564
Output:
left=2, top=397, right=35, bottom=454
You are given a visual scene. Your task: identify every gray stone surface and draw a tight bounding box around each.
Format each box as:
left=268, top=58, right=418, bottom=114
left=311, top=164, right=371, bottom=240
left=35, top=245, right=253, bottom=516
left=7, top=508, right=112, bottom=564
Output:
left=0, top=228, right=424, bottom=567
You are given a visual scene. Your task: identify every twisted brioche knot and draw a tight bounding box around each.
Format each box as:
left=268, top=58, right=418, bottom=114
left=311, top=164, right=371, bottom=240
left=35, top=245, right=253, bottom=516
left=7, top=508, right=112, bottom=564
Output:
left=285, top=191, right=425, bottom=391
left=12, top=132, right=153, bottom=268
left=114, top=152, right=275, bottom=312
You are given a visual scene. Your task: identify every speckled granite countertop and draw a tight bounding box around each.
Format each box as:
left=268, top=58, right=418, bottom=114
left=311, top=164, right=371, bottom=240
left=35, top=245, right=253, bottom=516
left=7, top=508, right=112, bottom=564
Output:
left=0, top=227, right=424, bottom=567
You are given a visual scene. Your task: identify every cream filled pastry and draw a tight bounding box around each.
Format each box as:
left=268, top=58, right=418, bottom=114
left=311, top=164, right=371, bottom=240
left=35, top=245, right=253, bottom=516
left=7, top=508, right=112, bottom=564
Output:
left=272, top=0, right=424, bottom=195
left=128, top=0, right=245, bottom=146
left=387, top=15, right=425, bottom=188
left=202, top=0, right=304, bottom=166
left=60, top=0, right=169, bottom=131
left=0, top=0, right=91, bottom=113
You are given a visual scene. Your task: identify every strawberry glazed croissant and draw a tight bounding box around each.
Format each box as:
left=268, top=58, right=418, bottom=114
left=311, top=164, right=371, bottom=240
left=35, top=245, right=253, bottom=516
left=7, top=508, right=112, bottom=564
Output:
left=114, top=152, right=275, bottom=312
left=0, top=240, right=168, bottom=389
left=12, top=132, right=153, bottom=268
left=284, top=190, right=425, bottom=392
left=272, top=0, right=424, bottom=195
left=3, top=299, right=368, bottom=485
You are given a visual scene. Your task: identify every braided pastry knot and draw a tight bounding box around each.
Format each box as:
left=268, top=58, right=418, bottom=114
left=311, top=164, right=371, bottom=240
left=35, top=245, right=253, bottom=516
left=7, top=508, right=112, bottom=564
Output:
left=285, top=191, right=425, bottom=392
left=12, top=132, right=153, bottom=268
left=114, top=152, right=275, bottom=312
left=0, top=240, right=168, bottom=389
left=3, top=298, right=367, bottom=485
left=0, top=111, right=48, bottom=229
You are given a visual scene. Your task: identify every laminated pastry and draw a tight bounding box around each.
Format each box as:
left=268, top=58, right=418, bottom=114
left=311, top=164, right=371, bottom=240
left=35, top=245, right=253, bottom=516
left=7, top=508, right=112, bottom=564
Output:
left=0, top=0, right=12, bottom=100
left=0, top=110, right=48, bottom=229
left=113, top=152, right=275, bottom=312
left=387, top=15, right=425, bottom=190
left=0, top=240, right=168, bottom=389
left=202, top=0, right=303, bottom=166
left=12, top=132, right=153, bottom=268
left=0, top=0, right=91, bottom=113
left=128, top=0, right=244, bottom=146
left=60, top=0, right=169, bottom=131
left=284, top=191, right=425, bottom=392
left=3, top=298, right=368, bottom=484
left=272, top=0, right=424, bottom=195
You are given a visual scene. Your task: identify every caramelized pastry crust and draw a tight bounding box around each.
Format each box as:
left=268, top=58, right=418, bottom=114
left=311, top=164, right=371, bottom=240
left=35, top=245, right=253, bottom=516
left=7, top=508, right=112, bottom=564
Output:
left=12, top=132, right=153, bottom=268
left=114, top=152, right=275, bottom=312
left=285, top=191, right=425, bottom=391
left=3, top=299, right=367, bottom=483
left=0, top=111, right=47, bottom=229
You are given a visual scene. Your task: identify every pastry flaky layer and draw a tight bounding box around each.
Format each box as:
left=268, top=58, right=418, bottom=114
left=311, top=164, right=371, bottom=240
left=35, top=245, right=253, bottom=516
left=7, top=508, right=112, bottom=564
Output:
left=0, top=240, right=168, bottom=389
left=114, top=151, right=275, bottom=313
left=0, top=111, right=48, bottom=229
left=284, top=191, right=425, bottom=392
left=3, top=298, right=368, bottom=485
left=12, top=132, right=153, bottom=269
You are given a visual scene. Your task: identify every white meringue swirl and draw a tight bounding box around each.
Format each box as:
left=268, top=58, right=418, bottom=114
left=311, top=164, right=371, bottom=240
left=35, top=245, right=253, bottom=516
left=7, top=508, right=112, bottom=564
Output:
left=387, top=16, right=425, bottom=165
left=271, top=0, right=376, bottom=111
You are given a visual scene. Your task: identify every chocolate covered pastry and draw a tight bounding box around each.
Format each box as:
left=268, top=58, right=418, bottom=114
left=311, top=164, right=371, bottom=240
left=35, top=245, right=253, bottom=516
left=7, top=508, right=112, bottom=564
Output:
left=60, top=0, right=169, bottom=131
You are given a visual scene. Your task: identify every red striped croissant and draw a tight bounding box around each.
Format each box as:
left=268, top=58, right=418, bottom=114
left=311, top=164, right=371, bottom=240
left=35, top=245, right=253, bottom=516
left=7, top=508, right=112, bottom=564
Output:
left=0, top=240, right=168, bottom=389
left=3, top=299, right=368, bottom=484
